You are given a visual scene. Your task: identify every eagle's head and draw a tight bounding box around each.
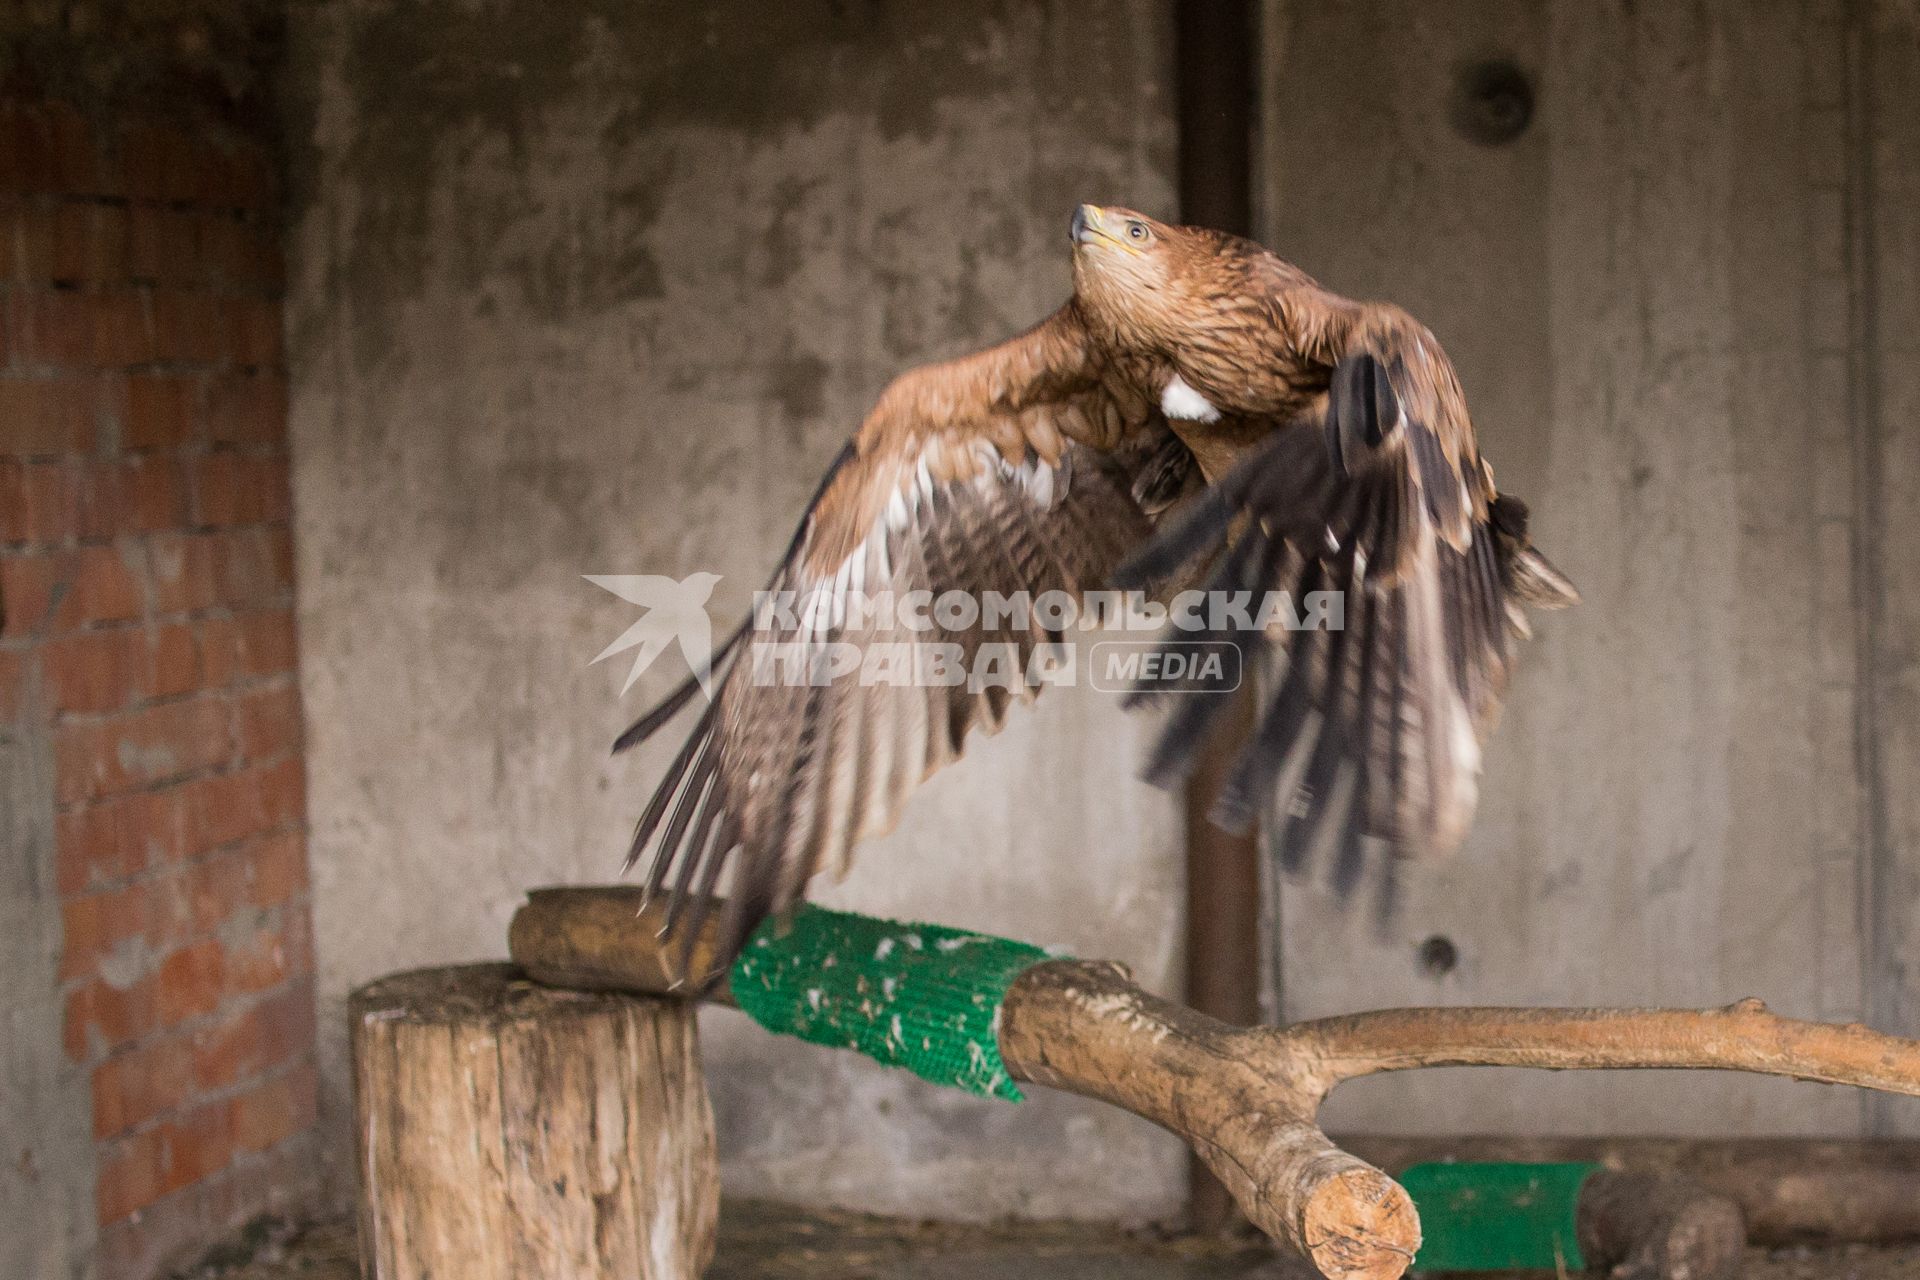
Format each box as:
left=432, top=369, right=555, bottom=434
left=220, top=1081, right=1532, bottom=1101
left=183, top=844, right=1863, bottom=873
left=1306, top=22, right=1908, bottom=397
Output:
left=1068, top=204, right=1249, bottom=350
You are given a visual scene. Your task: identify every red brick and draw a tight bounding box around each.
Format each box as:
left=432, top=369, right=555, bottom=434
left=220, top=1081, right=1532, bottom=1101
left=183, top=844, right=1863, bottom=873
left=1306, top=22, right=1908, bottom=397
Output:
left=53, top=721, right=110, bottom=801
left=127, top=206, right=200, bottom=285
left=246, top=832, right=309, bottom=908
left=124, top=374, right=195, bottom=449
left=96, top=1099, right=236, bottom=1222
left=12, top=290, right=94, bottom=365
left=234, top=682, right=302, bottom=762
left=5, top=202, right=56, bottom=280
left=0, top=549, right=66, bottom=637
left=148, top=621, right=204, bottom=698
left=50, top=202, right=130, bottom=284
left=91, top=289, right=155, bottom=367
left=223, top=915, right=300, bottom=995
left=63, top=988, right=90, bottom=1061
left=190, top=454, right=290, bottom=528
left=269, top=526, right=295, bottom=591
left=184, top=758, right=300, bottom=854
left=0, top=458, right=79, bottom=543
left=92, top=1037, right=194, bottom=1138
left=121, top=455, right=190, bottom=533
left=147, top=531, right=220, bottom=615
left=50, top=542, right=144, bottom=629
left=196, top=218, right=248, bottom=289
left=177, top=847, right=254, bottom=935
left=0, top=201, right=24, bottom=280
left=65, top=972, right=164, bottom=1064
left=79, top=454, right=187, bottom=538
left=232, top=609, right=297, bottom=678
left=189, top=1009, right=264, bottom=1092
left=230, top=1064, right=316, bottom=1155
left=54, top=695, right=232, bottom=803
left=60, top=880, right=151, bottom=981
left=155, top=938, right=224, bottom=1026
left=0, top=647, right=26, bottom=722
left=96, top=1126, right=168, bottom=1224
left=150, top=290, right=226, bottom=364
left=197, top=615, right=239, bottom=685
left=0, top=376, right=93, bottom=455
left=55, top=789, right=189, bottom=891
left=1, top=103, right=101, bottom=196
left=0, top=461, right=18, bottom=540
left=182, top=768, right=262, bottom=856
left=227, top=296, right=283, bottom=367
left=254, top=455, right=291, bottom=522
left=26, top=459, right=82, bottom=540
left=187, top=453, right=239, bottom=527
left=261, top=756, right=305, bottom=825
left=164, top=1102, right=235, bottom=1195
left=57, top=805, right=124, bottom=891
left=203, top=373, right=286, bottom=445
left=142, top=875, right=192, bottom=953
left=0, top=459, right=17, bottom=533
left=43, top=626, right=147, bottom=713
left=122, top=124, right=202, bottom=204
left=193, top=984, right=311, bottom=1090
left=248, top=230, right=285, bottom=294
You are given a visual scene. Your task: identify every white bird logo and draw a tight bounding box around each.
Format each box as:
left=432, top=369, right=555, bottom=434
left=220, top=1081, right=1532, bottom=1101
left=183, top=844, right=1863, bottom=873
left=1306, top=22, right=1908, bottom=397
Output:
left=586, top=572, right=724, bottom=698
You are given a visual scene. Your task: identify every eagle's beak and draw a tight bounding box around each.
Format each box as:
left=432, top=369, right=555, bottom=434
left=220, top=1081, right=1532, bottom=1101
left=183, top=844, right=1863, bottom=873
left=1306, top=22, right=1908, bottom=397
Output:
left=1071, top=204, right=1142, bottom=255
left=1071, top=203, right=1100, bottom=245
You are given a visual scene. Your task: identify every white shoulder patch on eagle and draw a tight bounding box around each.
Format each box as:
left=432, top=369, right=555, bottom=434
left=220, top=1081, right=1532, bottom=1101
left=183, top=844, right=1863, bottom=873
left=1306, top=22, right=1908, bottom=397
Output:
left=1160, top=373, right=1221, bottom=423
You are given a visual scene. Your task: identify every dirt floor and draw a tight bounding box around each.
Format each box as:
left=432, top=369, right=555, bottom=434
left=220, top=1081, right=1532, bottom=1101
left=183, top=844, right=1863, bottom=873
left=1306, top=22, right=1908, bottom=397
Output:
left=176, top=1201, right=1920, bottom=1280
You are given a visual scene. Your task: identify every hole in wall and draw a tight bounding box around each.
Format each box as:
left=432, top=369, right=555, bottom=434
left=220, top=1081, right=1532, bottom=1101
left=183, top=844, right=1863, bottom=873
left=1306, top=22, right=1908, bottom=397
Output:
left=1417, top=934, right=1459, bottom=978
left=1452, top=60, right=1535, bottom=146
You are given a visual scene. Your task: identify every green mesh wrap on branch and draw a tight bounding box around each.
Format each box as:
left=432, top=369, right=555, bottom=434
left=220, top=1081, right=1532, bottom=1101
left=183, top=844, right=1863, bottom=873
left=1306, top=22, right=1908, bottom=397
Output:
left=729, top=904, right=1055, bottom=1101
left=1402, top=1161, right=1603, bottom=1272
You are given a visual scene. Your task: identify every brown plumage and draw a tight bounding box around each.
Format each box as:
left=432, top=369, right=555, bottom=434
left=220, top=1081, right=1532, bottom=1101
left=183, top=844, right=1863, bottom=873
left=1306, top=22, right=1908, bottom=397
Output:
left=619, top=204, right=1578, bottom=977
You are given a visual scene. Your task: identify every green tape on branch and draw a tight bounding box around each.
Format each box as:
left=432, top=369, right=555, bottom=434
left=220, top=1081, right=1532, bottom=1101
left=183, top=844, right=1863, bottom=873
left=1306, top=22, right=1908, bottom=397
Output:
left=729, top=904, right=1055, bottom=1101
left=1402, top=1161, right=1603, bottom=1272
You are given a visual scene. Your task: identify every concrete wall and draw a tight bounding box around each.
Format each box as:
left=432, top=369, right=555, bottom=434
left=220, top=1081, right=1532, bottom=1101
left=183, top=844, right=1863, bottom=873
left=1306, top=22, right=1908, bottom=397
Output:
left=284, top=0, right=1920, bottom=1220
left=0, top=695, right=94, bottom=1280
left=284, top=0, right=1185, bottom=1221
left=1262, top=0, right=1920, bottom=1139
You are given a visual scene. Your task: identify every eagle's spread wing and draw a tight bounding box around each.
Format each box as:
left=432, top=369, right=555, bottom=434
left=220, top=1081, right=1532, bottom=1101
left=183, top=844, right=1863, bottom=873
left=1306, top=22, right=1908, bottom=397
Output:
left=617, top=306, right=1164, bottom=974
left=1116, top=307, right=1576, bottom=894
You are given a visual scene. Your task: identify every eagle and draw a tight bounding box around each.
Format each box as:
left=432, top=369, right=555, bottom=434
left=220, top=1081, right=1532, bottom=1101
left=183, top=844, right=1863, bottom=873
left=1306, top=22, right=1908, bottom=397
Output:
left=617, top=204, right=1578, bottom=976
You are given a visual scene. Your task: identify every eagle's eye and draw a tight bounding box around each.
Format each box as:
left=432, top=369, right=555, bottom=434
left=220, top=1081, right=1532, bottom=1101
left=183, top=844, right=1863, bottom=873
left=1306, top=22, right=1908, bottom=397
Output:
left=1126, top=221, right=1150, bottom=242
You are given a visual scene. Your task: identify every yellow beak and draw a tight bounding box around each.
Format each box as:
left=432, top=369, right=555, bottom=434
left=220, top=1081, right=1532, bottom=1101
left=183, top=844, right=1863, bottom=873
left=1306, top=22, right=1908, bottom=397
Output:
left=1071, top=204, right=1143, bottom=255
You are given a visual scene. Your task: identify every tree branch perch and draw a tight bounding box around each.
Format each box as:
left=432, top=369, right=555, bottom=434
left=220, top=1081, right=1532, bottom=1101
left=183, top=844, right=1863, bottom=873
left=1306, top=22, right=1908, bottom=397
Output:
left=507, top=888, right=1920, bottom=1280
left=1280, top=999, right=1920, bottom=1101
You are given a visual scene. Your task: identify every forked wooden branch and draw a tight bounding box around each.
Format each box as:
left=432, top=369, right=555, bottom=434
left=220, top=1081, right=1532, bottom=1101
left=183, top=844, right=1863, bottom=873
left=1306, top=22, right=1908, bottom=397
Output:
left=508, top=888, right=1920, bottom=1280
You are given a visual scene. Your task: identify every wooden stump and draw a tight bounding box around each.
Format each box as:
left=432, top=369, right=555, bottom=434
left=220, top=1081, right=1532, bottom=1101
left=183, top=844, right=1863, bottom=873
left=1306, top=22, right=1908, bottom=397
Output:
left=350, top=964, right=718, bottom=1280
left=1577, top=1172, right=1747, bottom=1280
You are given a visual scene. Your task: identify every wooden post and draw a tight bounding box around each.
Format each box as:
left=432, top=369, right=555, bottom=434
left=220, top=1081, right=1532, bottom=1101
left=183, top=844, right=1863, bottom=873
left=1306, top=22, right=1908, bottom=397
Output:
left=1174, top=0, right=1263, bottom=1233
left=350, top=963, right=718, bottom=1280
left=1576, top=1172, right=1746, bottom=1280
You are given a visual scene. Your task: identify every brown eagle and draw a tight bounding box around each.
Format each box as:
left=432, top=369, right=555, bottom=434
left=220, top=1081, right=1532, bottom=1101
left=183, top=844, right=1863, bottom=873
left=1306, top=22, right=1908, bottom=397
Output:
left=618, top=204, right=1577, bottom=974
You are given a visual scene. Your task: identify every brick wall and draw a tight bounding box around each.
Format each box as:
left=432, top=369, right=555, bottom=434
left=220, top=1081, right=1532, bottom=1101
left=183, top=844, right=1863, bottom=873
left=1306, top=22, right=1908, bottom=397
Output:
left=0, top=99, right=318, bottom=1278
